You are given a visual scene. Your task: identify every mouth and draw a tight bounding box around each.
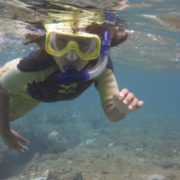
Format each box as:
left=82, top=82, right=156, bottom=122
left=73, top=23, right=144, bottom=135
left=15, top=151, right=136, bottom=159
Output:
left=62, top=65, right=79, bottom=73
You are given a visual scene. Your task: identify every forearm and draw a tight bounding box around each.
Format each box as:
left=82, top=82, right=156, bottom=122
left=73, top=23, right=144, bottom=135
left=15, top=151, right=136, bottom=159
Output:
left=103, top=103, right=126, bottom=122
left=96, top=69, right=124, bottom=121
left=0, top=88, right=10, bottom=135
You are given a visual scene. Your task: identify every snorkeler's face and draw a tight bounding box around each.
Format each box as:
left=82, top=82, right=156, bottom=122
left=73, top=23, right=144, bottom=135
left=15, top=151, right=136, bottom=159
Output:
left=52, top=35, right=98, bottom=71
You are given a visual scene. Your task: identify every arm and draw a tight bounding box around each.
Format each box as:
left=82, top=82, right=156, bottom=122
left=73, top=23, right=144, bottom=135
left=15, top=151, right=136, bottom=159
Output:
left=0, top=82, right=29, bottom=152
left=96, top=69, right=144, bottom=122
left=0, top=57, right=48, bottom=152
left=0, top=83, right=10, bottom=135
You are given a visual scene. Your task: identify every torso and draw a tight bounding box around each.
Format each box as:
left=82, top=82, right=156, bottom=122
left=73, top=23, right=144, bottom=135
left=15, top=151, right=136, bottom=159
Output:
left=17, top=50, right=96, bottom=102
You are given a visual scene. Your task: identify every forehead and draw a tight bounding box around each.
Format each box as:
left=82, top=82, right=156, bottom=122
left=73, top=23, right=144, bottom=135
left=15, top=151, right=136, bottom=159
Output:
left=45, top=21, right=90, bottom=34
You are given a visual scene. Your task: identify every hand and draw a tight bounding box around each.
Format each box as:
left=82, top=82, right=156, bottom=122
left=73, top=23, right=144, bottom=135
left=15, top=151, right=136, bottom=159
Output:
left=113, top=88, right=144, bottom=114
left=2, top=129, right=29, bottom=152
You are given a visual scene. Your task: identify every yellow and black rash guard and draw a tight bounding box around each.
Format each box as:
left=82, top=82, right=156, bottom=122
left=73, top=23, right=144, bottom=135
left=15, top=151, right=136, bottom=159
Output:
left=0, top=50, right=119, bottom=119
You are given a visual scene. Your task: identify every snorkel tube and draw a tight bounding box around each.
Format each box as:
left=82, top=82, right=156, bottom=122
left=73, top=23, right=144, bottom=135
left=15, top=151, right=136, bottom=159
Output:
left=56, top=11, right=113, bottom=84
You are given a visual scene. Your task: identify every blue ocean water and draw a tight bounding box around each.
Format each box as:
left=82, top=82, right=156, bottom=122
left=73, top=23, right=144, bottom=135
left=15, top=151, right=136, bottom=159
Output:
left=0, top=0, right=180, bottom=179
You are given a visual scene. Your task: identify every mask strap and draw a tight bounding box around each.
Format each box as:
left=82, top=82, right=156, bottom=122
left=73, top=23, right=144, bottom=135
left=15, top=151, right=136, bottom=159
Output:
left=104, top=10, right=116, bottom=25
left=100, top=10, right=115, bottom=55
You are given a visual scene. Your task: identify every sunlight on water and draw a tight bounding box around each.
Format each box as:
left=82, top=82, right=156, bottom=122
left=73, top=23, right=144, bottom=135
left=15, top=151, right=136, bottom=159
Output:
left=111, top=0, right=180, bottom=69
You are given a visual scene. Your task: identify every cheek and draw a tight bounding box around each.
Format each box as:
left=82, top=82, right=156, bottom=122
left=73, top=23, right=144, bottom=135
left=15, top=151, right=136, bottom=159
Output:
left=54, top=58, right=66, bottom=67
left=54, top=57, right=88, bottom=70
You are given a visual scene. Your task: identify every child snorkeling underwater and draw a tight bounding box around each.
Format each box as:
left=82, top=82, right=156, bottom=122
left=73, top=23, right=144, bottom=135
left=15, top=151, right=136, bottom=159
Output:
left=0, top=8, right=144, bottom=152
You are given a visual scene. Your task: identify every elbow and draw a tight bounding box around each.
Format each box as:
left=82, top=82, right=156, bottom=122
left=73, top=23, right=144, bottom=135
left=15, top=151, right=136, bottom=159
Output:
left=0, top=83, right=9, bottom=98
left=0, top=84, right=10, bottom=112
left=0, top=90, right=10, bottom=101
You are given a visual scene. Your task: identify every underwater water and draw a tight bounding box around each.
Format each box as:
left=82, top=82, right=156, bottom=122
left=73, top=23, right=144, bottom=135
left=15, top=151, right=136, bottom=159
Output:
left=0, top=0, right=180, bottom=180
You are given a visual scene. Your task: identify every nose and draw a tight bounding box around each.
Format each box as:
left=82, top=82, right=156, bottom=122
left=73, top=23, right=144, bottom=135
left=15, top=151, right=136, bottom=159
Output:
left=66, top=50, right=78, bottom=61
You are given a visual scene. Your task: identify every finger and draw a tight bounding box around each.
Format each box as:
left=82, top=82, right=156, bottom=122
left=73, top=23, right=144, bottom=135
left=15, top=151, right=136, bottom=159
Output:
left=137, top=100, right=144, bottom=107
left=113, top=88, right=129, bottom=101
left=17, top=136, right=29, bottom=145
left=19, top=144, right=29, bottom=152
left=123, top=92, right=135, bottom=105
left=128, top=97, right=139, bottom=110
left=129, top=99, right=144, bottom=111
left=14, top=142, right=29, bottom=153
left=11, top=130, right=29, bottom=144
left=7, top=140, right=29, bottom=153
left=119, top=88, right=129, bottom=98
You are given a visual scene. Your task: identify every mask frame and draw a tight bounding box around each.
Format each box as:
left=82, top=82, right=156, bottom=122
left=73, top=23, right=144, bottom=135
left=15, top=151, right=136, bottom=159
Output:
left=45, top=28, right=101, bottom=61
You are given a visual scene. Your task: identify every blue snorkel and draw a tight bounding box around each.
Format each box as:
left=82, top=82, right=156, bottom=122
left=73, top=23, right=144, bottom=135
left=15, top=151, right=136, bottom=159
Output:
left=56, top=11, right=114, bottom=84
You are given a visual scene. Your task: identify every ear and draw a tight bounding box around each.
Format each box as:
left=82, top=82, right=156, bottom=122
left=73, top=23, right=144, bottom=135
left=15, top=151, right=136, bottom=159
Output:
left=111, top=29, right=128, bottom=47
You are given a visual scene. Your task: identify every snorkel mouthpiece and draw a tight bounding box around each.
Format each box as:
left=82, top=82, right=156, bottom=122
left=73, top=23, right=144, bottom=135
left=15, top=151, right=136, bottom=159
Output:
left=57, top=70, right=90, bottom=84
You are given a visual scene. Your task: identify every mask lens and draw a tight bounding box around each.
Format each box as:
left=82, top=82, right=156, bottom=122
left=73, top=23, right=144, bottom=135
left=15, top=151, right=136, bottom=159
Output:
left=51, top=34, right=98, bottom=54
left=78, top=38, right=97, bottom=55
left=50, top=33, right=69, bottom=51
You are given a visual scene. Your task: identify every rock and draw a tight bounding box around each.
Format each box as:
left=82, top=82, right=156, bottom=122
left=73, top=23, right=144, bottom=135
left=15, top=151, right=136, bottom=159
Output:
left=72, top=172, right=83, bottom=180
left=108, top=142, right=117, bottom=148
left=0, top=0, right=45, bottom=23
left=148, top=174, right=165, bottom=180
left=31, top=170, right=50, bottom=180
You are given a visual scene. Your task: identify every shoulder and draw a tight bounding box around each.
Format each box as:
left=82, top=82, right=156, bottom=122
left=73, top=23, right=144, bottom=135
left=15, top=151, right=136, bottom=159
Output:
left=17, top=49, right=55, bottom=72
left=0, top=58, right=23, bottom=91
left=0, top=57, right=57, bottom=92
left=106, top=56, right=114, bottom=71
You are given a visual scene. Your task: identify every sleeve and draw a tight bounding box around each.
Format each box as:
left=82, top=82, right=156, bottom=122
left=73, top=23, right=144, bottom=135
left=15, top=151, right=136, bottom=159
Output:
left=95, top=66, right=119, bottom=107
left=0, top=58, right=26, bottom=92
left=0, top=58, right=56, bottom=93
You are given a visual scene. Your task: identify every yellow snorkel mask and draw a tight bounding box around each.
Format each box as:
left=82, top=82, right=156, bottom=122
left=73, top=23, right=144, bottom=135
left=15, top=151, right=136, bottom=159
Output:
left=44, top=7, right=104, bottom=61
left=45, top=25, right=101, bottom=61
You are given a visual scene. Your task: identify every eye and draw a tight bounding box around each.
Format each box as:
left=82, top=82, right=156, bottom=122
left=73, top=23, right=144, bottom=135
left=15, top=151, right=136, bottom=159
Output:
left=79, top=38, right=98, bottom=54
left=78, top=39, right=91, bottom=51
left=56, top=37, right=68, bottom=48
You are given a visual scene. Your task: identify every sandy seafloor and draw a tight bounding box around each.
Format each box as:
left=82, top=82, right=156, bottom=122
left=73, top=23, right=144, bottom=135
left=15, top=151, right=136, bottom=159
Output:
left=1, top=128, right=180, bottom=180
left=4, top=145, right=180, bottom=180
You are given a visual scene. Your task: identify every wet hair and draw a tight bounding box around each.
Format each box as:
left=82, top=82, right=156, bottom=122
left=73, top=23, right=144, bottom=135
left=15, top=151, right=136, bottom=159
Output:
left=85, top=22, right=128, bottom=47
left=24, top=30, right=46, bottom=48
